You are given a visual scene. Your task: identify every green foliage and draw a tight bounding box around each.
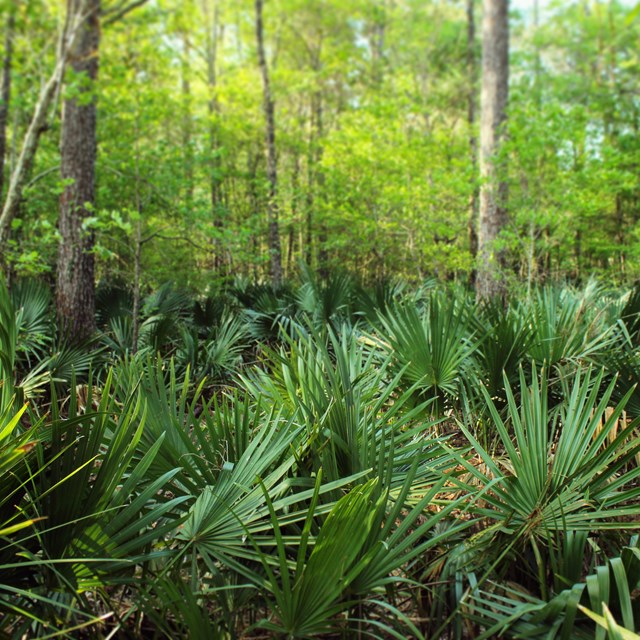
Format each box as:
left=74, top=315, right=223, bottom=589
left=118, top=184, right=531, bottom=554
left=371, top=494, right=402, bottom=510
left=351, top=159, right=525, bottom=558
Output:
left=451, top=365, right=640, bottom=603
left=0, top=374, right=184, bottom=635
left=472, top=296, right=534, bottom=403
left=375, top=291, right=476, bottom=415
left=3, top=278, right=640, bottom=636
left=4, top=0, right=640, bottom=631
left=3, top=0, right=640, bottom=285
left=466, top=539, right=640, bottom=639
left=525, top=285, right=614, bottom=370
left=254, top=477, right=383, bottom=638
left=240, top=325, right=450, bottom=486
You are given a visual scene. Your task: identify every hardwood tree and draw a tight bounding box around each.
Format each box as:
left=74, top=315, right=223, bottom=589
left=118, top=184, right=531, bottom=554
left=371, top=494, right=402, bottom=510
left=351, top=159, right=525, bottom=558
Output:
left=256, top=0, right=282, bottom=287
left=476, top=0, right=509, bottom=300
left=201, top=0, right=226, bottom=271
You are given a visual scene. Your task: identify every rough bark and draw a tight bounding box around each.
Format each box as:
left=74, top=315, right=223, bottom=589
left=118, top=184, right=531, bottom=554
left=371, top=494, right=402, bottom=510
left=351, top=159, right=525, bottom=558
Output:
left=56, top=0, right=100, bottom=342
left=0, top=11, right=15, bottom=201
left=476, top=0, right=509, bottom=301
left=255, top=0, right=282, bottom=287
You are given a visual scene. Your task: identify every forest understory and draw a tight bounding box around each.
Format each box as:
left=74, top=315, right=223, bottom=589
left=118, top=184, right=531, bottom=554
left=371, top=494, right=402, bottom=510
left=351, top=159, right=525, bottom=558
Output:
left=2, top=276, right=640, bottom=639
left=2, top=0, right=640, bottom=637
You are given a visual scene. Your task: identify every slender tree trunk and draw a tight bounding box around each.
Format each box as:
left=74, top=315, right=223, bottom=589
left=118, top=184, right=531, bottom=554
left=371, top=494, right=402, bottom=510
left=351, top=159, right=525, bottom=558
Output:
left=0, top=4, right=87, bottom=248
left=181, top=32, right=194, bottom=206
left=476, top=0, right=509, bottom=301
left=56, top=0, right=100, bottom=341
left=533, top=0, right=541, bottom=99
left=369, top=5, right=386, bottom=86
left=299, top=31, right=325, bottom=270
left=246, top=148, right=261, bottom=278
left=255, top=0, right=282, bottom=286
left=304, top=84, right=329, bottom=275
left=287, top=152, right=300, bottom=277
left=131, top=106, right=143, bottom=353
left=304, top=99, right=315, bottom=267
left=467, top=0, right=479, bottom=282
left=616, top=194, right=625, bottom=275
left=312, top=92, right=329, bottom=280
left=132, top=222, right=142, bottom=352
left=0, top=11, right=15, bottom=202
left=202, top=0, right=225, bottom=271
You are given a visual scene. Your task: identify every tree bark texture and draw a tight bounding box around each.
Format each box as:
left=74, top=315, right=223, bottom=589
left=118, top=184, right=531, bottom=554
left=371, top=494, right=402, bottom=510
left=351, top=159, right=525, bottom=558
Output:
left=56, top=0, right=100, bottom=341
left=255, top=0, right=282, bottom=287
left=476, top=0, right=509, bottom=301
left=0, top=11, right=15, bottom=201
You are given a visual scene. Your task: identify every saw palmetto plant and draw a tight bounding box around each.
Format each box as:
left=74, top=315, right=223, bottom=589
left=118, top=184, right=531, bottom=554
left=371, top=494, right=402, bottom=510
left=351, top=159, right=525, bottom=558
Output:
left=2, top=279, right=640, bottom=639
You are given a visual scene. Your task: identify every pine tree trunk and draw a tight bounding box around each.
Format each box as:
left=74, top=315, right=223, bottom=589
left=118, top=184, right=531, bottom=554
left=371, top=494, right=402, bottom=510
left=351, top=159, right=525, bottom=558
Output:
left=255, top=0, right=282, bottom=287
left=56, top=0, right=100, bottom=341
left=476, top=0, right=509, bottom=301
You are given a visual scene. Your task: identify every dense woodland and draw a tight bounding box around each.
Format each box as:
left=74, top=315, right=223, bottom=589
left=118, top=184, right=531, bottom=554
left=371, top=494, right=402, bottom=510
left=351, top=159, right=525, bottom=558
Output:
left=2, top=0, right=640, bottom=638
left=1, top=0, right=639, bottom=294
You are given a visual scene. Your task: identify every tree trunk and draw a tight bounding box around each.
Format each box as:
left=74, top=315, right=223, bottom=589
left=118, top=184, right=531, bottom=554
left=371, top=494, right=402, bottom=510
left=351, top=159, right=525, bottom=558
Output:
left=56, top=0, right=100, bottom=342
left=0, top=10, right=15, bottom=202
left=287, top=152, right=300, bottom=277
left=181, top=31, right=194, bottom=206
left=467, top=0, right=479, bottom=283
left=131, top=105, right=143, bottom=353
left=255, top=0, right=282, bottom=287
left=304, top=97, right=315, bottom=267
left=309, top=90, right=328, bottom=280
left=132, top=220, right=142, bottom=353
left=476, top=0, right=509, bottom=301
left=202, top=0, right=225, bottom=272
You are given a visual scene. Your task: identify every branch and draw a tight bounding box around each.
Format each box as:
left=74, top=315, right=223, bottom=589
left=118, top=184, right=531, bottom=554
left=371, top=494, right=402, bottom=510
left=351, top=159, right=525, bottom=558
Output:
left=102, top=0, right=128, bottom=14
left=141, top=232, right=211, bottom=252
left=0, top=0, right=91, bottom=248
left=100, top=166, right=213, bottom=253
left=25, top=166, right=60, bottom=189
left=102, top=0, right=149, bottom=27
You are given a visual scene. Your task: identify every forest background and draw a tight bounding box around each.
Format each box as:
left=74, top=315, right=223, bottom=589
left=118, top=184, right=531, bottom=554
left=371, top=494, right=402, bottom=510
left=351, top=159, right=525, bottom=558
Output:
left=2, top=0, right=640, bottom=300
left=5, top=2, right=640, bottom=637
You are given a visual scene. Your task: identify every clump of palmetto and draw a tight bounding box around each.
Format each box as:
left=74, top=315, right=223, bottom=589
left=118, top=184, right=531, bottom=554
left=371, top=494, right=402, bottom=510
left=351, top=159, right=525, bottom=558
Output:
left=1, top=277, right=640, bottom=639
